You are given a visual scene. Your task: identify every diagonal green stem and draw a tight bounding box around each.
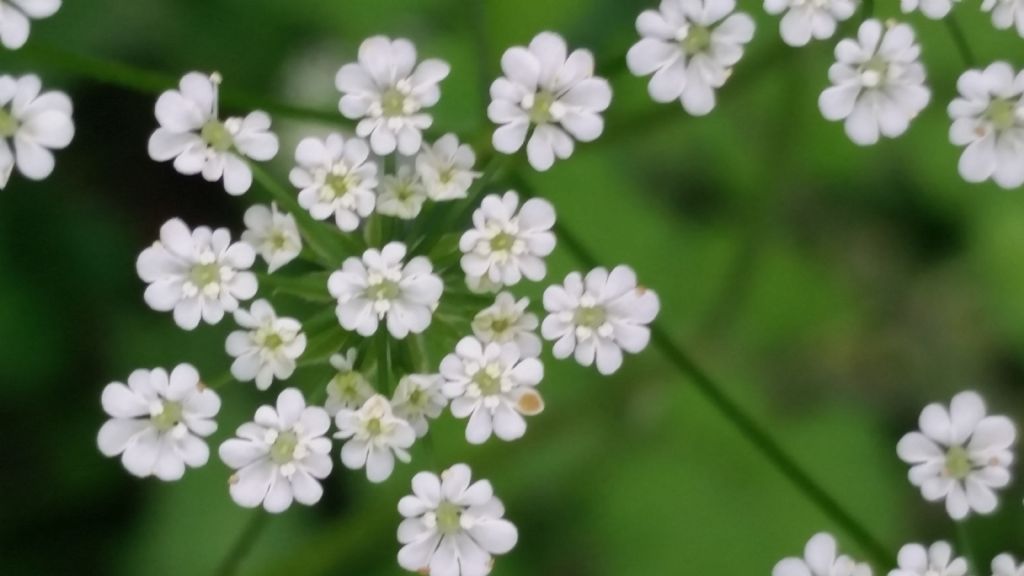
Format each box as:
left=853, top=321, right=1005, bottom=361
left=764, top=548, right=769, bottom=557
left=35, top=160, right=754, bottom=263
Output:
left=954, top=520, right=981, bottom=575
left=943, top=17, right=976, bottom=68
left=215, top=512, right=269, bottom=576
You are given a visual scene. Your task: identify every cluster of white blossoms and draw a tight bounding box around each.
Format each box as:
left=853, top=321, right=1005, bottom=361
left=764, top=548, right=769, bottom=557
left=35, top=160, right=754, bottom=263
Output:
left=100, top=31, right=661, bottom=576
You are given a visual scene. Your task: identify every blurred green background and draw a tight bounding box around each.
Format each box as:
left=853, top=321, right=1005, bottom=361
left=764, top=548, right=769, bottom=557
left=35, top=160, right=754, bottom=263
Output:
left=2, top=0, right=1023, bottom=574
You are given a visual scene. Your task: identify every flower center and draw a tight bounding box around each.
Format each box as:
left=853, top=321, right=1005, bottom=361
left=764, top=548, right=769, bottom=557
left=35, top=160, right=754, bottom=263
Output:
left=324, top=173, right=353, bottom=199
left=473, top=367, right=503, bottom=396
left=858, top=56, right=888, bottom=88
left=258, top=329, right=284, bottom=350
left=528, top=90, right=557, bottom=124
left=0, top=107, right=18, bottom=138
left=381, top=88, right=408, bottom=117
left=270, top=430, right=299, bottom=464
left=435, top=501, right=463, bottom=534
left=681, top=26, right=711, bottom=55
left=151, top=401, right=183, bottom=432
left=944, top=446, right=973, bottom=480
left=367, top=279, right=401, bottom=301
left=489, top=316, right=512, bottom=334
left=490, top=231, right=516, bottom=252
left=575, top=305, right=607, bottom=329
left=366, top=417, right=383, bottom=435
left=333, top=372, right=364, bottom=399
left=201, top=120, right=234, bottom=151
left=189, top=263, right=221, bottom=288
left=269, top=230, right=290, bottom=251
left=987, top=99, right=1018, bottom=131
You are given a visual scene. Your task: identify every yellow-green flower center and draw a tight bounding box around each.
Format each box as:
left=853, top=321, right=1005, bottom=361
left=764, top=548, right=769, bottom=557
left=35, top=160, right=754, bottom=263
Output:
left=490, top=232, right=516, bottom=252
left=575, top=305, right=607, bottom=329
left=473, top=370, right=502, bottom=396
left=0, top=107, right=18, bottom=138
left=333, top=372, right=364, bottom=399
left=201, top=120, right=234, bottom=151
left=945, top=446, right=973, bottom=480
left=189, top=263, right=221, bottom=288
left=367, top=279, right=401, bottom=301
left=987, top=99, right=1017, bottom=131
left=270, top=431, right=299, bottom=464
left=528, top=90, right=557, bottom=124
left=682, top=26, right=711, bottom=55
left=435, top=501, right=463, bottom=534
left=381, top=88, right=407, bottom=117
left=151, top=401, right=183, bottom=432
left=324, top=173, right=353, bottom=199
left=366, top=417, right=383, bottom=435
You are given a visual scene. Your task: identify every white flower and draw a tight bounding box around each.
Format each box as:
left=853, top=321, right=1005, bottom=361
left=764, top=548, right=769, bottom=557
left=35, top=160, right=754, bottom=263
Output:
left=764, top=0, right=858, bottom=47
left=324, top=349, right=375, bottom=415
left=466, top=273, right=502, bottom=295
left=226, top=299, right=307, bottom=391
left=901, top=0, right=955, bottom=19
left=136, top=218, right=258, bottom=330
left=98, top=364, right=219, bottom=481
left=440, top=337, right=545, bottom=444
left=542, top=265, right=660, bottom=375
left=626, top=0, right=755, bottom=116
left=489, top=31, right=612, bottom=171
left=948, top=62, right=1024, bottom=189
left=219, top=388, right=333, bottom=513
left=392, top=373, right=447, bottom=437
left=459, top=191, right=556, bottom=287
left=397, top=464, right=518, bottom=576
left=992, top=554, right=1024, bottom=576
left=773, top=533, right=873, bottom=576
left=0, top=0, right=61, bottom=50
left=473, top=292, right=542, bottom=358
left=897, top=390, right=1017, bottom=520
left=888, top=542, right=968, bottom=576
left=416, top=133, right=480, bottom=201
left=290, top=133, right=377, bottom=231
left=328, top=242, right=443, bottom=338
left=819, top=20, right=930, bottom=146
left=984, top=0, right=1024, bottom=37
left=377, top=164, right=428, bottom=219
left=242, top=203, right=302, bottom=272
left=0, top=74, right=73, bottom=189
left=147, top=72, right=279, bottom=195
left=334, top=394, right=416, bottom=483
left=336, top=36, right=450, bottom=156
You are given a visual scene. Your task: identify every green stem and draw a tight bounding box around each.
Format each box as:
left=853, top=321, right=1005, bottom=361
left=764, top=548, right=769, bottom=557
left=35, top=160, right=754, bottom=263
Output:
left=376, top=330, right=392, bottom=394
left=954, top=520, right=980, bottom=575
left=943, top=17, right=976, bottom=68
left=215, top=512, right=269, bottom=576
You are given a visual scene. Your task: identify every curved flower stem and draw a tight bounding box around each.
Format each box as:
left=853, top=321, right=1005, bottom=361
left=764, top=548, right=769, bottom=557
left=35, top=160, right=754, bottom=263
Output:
left=215, top=512, right=270, bottom=576
left=943, top=17, right=976, bottom=68
left=954, top=520, right=980, bottom=575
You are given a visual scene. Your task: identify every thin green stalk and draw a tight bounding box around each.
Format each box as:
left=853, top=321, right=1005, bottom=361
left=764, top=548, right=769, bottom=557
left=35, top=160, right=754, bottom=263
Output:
left=943, top=17, right=976, bottom=68
left=215, top=512, right=269, bottom=576
left=376, top=330, right=392, bottom=394
left=954, top=520, right=980, bottom=575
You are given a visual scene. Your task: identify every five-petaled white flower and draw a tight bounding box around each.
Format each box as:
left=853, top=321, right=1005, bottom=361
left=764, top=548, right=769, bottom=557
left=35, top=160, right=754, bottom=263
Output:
left=773, top=533, right=873, bottom=576
left=948, top=62, right=1024, bottom=189
left=0, top=74, right=73, bottom=189
left=888, top=542, right=967, bottom=576
left=489, top=31, right=612, bottom=171
left=219, top=388, right=333, bottom=513
left=416, top=133, right=480, bottom=201
left=460, top=191, right=556, bottom=287
left=627, top=0, right=755, bottom=116
left=335, top=394, right=416, bottom=483
left=226, top=299, right=307, bottom=391
left=984, top=0, right=1024, bottom=37
left=242, top=203, right=302, bottom=273
left=377, top=164, right=428, bottom=220
left=136, top=218, right=258, bottom=330
left=290, top=133, right=378, bottom=231
left=901, top=0, right=954, bottom=19
left=397, top=464, right=518, bottom=576
left=148, top=72, right=279, bottom=195
left=992, top=554, right=1024, bottom=576
left=329, top=242, right=443, bottom=338
left=324, top=349, right=375, bottom=416
left=764, top=0, right=858, bottom=47
left=542, top=265, right=660, bottom=375
left=819, top=20, right=930, bottom=146
left=0, top=0, right=61, bottom=50
left=896, top=390, right=1017, bottom=520
left=440, top=336, right=545, bottom=444
left=473, top=292, right=542, bottom=358
left=392, top=373, right=447, bottom=438
left=98, top=364, right=220, bottom=481
left=336, top=36, right=450, bottom=156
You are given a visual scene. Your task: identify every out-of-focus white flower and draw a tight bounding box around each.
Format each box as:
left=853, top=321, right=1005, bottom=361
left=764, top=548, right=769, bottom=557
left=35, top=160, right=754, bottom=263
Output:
left=242, top=203, right=302, bottom=272
left=901, top=0, right=955, bottom=19
left=219, top=388, right=333, bottom=513
left=948, top=62, right=1024, bottom=189
left=0, top=0, right=61, bottom=50
left=888, top=542, right=967, bottom=576
left=377, top=165, right=428, bottom=219
left=772, top=533, right=873, bottom=576
left=473, top=292, right=542, bottom=358
left=148, top=72, right=279, bottom=195
left=392, top=373, right=447, bottom=437
left=897, top=390, right=1017, bottom=520
left=627, top=0, right=755, bottom=116
left=459, top=191, right=556, bottom=287
left=416, top=133, right=480, bottom=201
left=335, top=395, right=416, bottom=483
left=440, top=337, right=545, bottom=444
left=542, top=265, right=660, bottom=375
left=336, top=36, right=450, bottom=155
left=98, top=364, right=219, bottom=481
left=992, top=554, right=1024, bottom=576
left=136, top=218, right=257, bottom=330
left=984, top=0, right=1024, bottom=37
left=764, top=0, right=858, bottom=47
left=397, top=464, right=518, bottom=576
left=226, top=299, right=307, bottom=391
left=324, top=349, right=375, bottom=416
left=290, top=133, right=378, bottom=231
left=329, top=242, right=443, bottom=338
left=489, top=31, right=612, bottom=171
left=819, top=20, right=930, bottom=146
left=0, top=74, right=73, bottom=189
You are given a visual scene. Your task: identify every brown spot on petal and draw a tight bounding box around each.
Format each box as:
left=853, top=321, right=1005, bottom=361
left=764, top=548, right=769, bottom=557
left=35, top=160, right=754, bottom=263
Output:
left=517, top=390, right=545, bottom=415
left=197, top=381, right=208, bottom=392
left=417, top=568, right=430, bottom=575
left=636, top=285, right=648, bottom=295
left=975, top=126, right=988, bottom=137
left=229, top=474, right=239, bottom=485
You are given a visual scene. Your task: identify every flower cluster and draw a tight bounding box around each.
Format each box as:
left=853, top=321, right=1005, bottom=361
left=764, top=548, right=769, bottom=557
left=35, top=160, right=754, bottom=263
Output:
left=98, top=32, right=660, bottom=576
